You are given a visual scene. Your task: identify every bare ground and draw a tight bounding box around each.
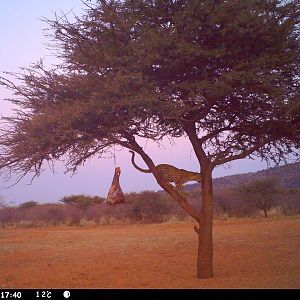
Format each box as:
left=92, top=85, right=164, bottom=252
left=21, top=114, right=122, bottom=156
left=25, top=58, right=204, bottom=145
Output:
left=0, top=216, right=300, bottom=288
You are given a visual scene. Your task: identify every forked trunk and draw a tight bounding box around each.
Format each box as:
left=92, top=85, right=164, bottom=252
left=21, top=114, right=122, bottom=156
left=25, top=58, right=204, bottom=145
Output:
left=197, top=170, right=214, bottom=278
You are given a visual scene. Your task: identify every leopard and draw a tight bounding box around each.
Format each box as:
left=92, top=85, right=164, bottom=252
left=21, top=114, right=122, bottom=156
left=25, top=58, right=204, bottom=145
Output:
left=129, top=150, right=202, bottom=196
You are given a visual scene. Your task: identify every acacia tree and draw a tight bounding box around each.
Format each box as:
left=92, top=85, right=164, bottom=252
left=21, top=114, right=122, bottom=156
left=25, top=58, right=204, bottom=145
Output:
left=238, top=177, right=282, bottom=218
left=280, top=188, right=300, bottom=215
left=0, top=0, right=299, bottom=278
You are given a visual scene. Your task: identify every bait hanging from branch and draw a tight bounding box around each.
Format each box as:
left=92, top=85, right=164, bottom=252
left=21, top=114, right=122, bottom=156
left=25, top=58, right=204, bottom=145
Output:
left=106, top=166, right=125, bottom=205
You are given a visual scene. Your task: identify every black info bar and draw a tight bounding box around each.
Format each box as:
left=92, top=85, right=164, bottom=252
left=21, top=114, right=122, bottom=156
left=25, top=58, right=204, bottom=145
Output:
left=0, top=289, right=299, bottom=300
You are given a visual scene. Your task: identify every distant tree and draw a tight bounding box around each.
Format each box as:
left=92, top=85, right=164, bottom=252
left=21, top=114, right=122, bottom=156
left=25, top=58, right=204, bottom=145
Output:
left=279, top=188, right=300, bottom=215
left=0, top=1, right=299, bottom=278
left=47, top=207, right=66, bottom=226
left=214, top=188, right=256, bottom=217
left=214, top=188, right=234, bottom=216
left=238, top=178, right=282, bottom=218
left=127, top=190, right=171, bottom=222
left=18, top=201, right=38, bottom=210
left=60, top=194, right=104, bottom=209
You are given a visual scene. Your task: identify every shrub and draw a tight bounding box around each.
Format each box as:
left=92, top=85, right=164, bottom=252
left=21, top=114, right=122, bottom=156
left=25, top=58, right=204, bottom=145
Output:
left=46, top=207, right=67, bottom=225
left=279, top=188, right=300, bottom=215
left=18, top=201, right=38, bottom=210
left=214, top=188, right=257, bottom=218
left=126, top=191, right=169, bottom=222
left=237, top=177, right=283, bottom=218
left=0, top=207, right=18, bottom=226
left=4, top=185, right=297, bottom=227
left=60, top=194, right=104, bottom=209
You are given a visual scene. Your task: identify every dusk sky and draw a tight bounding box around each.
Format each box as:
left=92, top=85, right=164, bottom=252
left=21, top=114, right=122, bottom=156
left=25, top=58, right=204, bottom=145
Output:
left=0, top=1, right=277, bottom=205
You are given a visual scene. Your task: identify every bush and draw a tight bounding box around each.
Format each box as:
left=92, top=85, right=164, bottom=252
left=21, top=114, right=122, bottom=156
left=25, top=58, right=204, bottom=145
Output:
left=69, top=207, right=82, bottom=225
left=278, top=188, right=300, bottom=215
left=45, top=206, right=67, bottom=225
left=237, top=177, right=282, bottom=218
left=126, top=191, right=174, bottom=223
left=60, top=194, right=104, bottom=209
left=4, top=185, right=299, bottom=227
left=18, top=201, right=38, bottom=210
left=214, top=188, right=257, bottom=218
left=0, top=207, right=18, bottom=226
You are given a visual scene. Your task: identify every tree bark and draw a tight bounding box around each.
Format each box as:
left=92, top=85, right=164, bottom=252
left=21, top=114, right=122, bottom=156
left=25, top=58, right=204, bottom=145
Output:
left=263, top=209, right=268, bottom=218
left=126, top=135, right=212, bottom=277
left=128, top=143, right=201, bottom=221
left=196, top=170, right=214, bottom=279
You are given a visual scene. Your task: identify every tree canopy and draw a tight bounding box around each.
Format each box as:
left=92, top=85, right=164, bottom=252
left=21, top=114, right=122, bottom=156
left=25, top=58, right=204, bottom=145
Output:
left=60, top=194, right=104, bottom=209
left=1, top=0, right=299, bottom=180
left=238, top=177, right=282, bottom=217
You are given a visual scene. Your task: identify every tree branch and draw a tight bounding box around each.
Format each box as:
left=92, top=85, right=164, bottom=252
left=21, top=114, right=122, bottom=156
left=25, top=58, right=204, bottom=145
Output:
left=212, top=144, right=262, bottom=167
left=198, top=125, right=237, bottom=144
left=182, top=122, right=211, bottom=170
left=123, top=135, right=201, bottom=222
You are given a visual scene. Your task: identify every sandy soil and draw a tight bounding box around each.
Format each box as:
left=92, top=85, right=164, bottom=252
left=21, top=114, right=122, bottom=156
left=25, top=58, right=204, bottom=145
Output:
left=0, top=216, right=300, bottom=288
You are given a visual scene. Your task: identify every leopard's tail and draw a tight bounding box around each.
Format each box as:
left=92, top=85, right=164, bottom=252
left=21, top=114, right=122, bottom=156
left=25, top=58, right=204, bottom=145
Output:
left=129, top=151, right=151, bottom=173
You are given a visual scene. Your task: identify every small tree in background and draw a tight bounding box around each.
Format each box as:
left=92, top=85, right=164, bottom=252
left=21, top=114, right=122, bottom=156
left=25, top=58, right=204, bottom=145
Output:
left=238, top=177, right=282, bottom=218
left=60, top=194, right=104, bottom=209
left=214, top=188, right=255, bottom=218
left=18, top=201, right=38, bottom=210
left=279, top=188, right=300, bottom=215
left=0, top=1, right=299, bottom=278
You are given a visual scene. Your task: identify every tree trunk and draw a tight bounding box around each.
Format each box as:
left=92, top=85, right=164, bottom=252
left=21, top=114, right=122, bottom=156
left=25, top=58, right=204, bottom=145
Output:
left=263, top=209, right=268, bottom=218
left=196, top=170, right=214, bottom=279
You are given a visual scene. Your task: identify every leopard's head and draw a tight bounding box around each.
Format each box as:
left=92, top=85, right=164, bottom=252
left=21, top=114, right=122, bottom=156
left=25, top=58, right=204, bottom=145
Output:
left=192, top=172, right=202, bottom=183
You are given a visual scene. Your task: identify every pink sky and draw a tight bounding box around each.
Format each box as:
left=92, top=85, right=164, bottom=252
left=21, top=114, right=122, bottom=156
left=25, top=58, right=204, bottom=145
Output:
left=0, top=1, right=270, bottom=204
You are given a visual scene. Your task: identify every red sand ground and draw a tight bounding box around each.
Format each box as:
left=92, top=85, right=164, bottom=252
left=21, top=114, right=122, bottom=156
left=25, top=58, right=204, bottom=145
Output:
left=0, top=216, right=299, bottom=288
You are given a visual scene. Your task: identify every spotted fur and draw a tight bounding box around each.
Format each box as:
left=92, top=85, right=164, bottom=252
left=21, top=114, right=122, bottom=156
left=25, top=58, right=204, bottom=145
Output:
left=129, top=151, right=202, bottom=195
